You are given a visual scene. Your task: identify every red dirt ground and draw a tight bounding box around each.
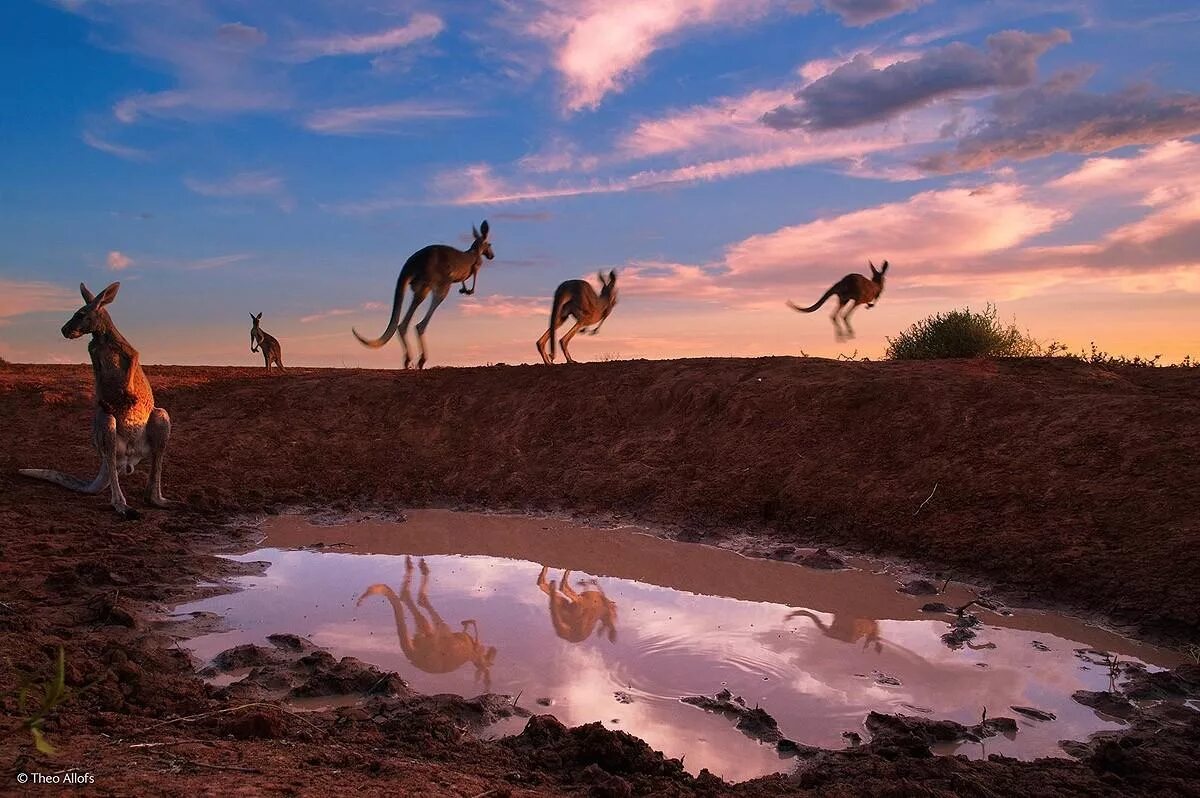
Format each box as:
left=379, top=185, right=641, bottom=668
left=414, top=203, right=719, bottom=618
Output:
left=1, top=358, right=1199, bottom=796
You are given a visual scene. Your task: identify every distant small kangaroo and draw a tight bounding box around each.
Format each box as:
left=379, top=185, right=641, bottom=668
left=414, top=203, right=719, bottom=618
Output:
left=788, top=260, right=889, bottom=340
left=353, top=220, right=494, bottom=369
left=249, top=312, right=284, bottom=371
left=19, top=282, right=173, bottom=519
left=787, top=609, right=882, bottom=653
left=537, top=566, right=618, bottom=644
left=357, top=557, right=497, bottom=690
left=536, top=270, right=619, bottom=365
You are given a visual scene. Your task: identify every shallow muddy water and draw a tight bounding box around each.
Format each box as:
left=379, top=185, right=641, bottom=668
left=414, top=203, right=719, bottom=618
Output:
left=176, top=510, right=1180, bottom=782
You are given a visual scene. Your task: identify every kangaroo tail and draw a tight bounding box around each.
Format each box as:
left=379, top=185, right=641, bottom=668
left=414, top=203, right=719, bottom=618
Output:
left=787, top=286, right=837, bottom=314
left=549, top=289, right=568, bottom=359
left=19, top=468, right=103, bottom=493
left=353, top=272, right=410, bottom=348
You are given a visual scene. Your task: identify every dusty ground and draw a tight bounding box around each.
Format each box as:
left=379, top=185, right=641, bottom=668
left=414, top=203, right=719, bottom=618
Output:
left=1, top=358, right=1199, bottom=796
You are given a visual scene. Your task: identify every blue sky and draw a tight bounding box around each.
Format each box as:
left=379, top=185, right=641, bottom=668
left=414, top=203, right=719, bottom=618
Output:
left=2, top=0, right=1198, bottom=366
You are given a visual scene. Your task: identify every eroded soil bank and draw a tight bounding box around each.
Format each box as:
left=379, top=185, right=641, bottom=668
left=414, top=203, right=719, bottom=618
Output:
left=2, top=358, right=1199, bottom=795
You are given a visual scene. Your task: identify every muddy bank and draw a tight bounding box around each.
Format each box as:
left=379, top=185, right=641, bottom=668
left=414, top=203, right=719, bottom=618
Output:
left=1, top=358, right=1199, bottom=795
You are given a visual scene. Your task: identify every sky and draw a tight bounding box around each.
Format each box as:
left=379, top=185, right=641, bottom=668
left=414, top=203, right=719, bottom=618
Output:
left=1, top=0, right=1199, bottom=367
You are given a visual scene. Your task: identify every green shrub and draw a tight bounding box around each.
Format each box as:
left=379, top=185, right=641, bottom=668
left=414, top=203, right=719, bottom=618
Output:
left=886, top=304, right=1047, bottom=360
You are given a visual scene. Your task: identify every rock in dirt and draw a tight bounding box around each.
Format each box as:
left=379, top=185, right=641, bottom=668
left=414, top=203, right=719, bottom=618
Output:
left=210, top=644, right=283, bottom=671
left=798, top=548, right=847, bottom=570
left=1071, top=690, right=1136, bottom=720
left=680, top=689, right=818, bottom=757
left=1011, top=706, right=1056, bottom=722
left=865, top=711, right=1017, bottom=750
left=920, top=602, right=954, bottom=614
left=290, top=656, right=408, bottom=698
left=613, top=691, right=634, bottom=704
left=898, top=579, right=940, bottom=596
left=1121, top=663, right=1200, bottom=700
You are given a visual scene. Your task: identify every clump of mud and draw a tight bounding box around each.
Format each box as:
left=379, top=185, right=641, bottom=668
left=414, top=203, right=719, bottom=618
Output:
left=680, top=689, right=819, bottom=758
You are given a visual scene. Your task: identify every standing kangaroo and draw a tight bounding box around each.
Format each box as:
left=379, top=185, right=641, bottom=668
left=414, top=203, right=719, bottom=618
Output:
left=357, top=557, right=497, bottom=690
left=249, top=312, right=284, bottom=371
left=788, top=260, right=889, bottom=340
left=19, top=282, right=172, bottom=519
left=537, top=566, right=618, bottom=644
left=536, top=270, right=619, bottom=365
left=353, top=220, right=494, bottom=369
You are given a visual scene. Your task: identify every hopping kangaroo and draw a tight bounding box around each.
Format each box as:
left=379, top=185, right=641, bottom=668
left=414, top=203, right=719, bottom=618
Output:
left=20, top=282, right=172, bottom=519
left=357, top=557, right=497, bottom=690
left=788, top=260, right=889, bottom=340
left=353, top=220, right=494, bottom=369
left=249, top=312, right=284, bottom=371
left=537, top=566, right=618, bottom=644
left=536, top=270, right=619, bottom=365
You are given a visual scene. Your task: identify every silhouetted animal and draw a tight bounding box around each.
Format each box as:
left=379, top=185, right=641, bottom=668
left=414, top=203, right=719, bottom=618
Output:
left=353, top=220, right=494, bottom=369
left=788, top=260, right=889, bottom=340
left=357, top=557, right=496, bottom=689
left=19, top=282, right=173, bottom=519
left=537, top=566, right=618, bottom=643
left=788, top=609, right=882, bottom=653
left=537, top=270, right=618, bottom=364
left=249, top=312, right=284, bottom=371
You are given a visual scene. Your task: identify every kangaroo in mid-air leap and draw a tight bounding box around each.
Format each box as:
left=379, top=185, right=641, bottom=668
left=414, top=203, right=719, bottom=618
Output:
left=536, top=270, right=619, bottom=365
left=788, top=260, right=889, bottom=340
left=19, top=282, right=173, bottom=519
left=249, top=312, right=284, bottom=371
left=353, top=220, right=494, bottom=369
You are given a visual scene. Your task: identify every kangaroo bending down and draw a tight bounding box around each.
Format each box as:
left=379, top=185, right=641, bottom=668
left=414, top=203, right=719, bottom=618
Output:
left=353, top=220, right=494, bottom=369
left=536, top=270, right=619, bottom=365
left=537, top=566, right=618, bottom=644
left=787, top=609, right=882, bottom=653
left=249, top=312, right=284, bottom=371
left=357, top=557, right=497, bottom=690
left=788, top=260, right=889, bottom=340
left=19, top=282, right=172, bottom=519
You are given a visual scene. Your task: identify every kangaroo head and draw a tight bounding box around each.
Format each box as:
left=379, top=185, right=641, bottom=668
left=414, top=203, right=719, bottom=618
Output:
left=869, top=260, right=889, bottom=283
left=471, top=219, right=494, bottom=261
left=63, top=282, right=120, bottom=339
left=598, top=269, right=618, bottom=307
left=250, top=312, right=263, bottom=329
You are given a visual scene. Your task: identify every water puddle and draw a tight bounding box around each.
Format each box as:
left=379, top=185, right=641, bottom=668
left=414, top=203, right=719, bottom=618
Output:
left=176, top=510, right=1179, bottom=782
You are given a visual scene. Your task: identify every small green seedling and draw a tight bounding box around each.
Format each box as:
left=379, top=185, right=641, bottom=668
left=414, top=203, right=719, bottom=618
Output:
left=17, top=647, right=70, bottom=755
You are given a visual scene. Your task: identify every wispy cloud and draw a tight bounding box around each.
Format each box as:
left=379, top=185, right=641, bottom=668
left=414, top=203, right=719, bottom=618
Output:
left=0, top=279, right=80, bottom=322
left=292, top=13, right=443, bottom=60
left=304, top=101, right=476, bottom=135
left=918, top=69, right=1200, bottom=173
left=184, top=171, right=294, bottom=211
left=819, top=0, right=931, bottom=27
left=763, top=29, right=1070, bottom=131
left=458, top=295, right=549, bottom=318
left=300, top=301, right=386, bottom=324
left=512, top=0, right=796, bottom=112
left=106, top=250, right=133, bottom=271
left=82, top=130, right=151, bottom=161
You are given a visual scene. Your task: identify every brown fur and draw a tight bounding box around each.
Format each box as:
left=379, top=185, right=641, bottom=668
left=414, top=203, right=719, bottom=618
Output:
left=537, top=270, right=619, bottom=365
left=788, top=260, right=889, bottom=340
left=357, top=557, right=496, bottom=690
left=353, top=220, right=494, bottom=369
left=537, top=566, right=618, bottom=644
left=19, top=282, right=173, bottom=518
left=249, top=313, right=284, bottom=371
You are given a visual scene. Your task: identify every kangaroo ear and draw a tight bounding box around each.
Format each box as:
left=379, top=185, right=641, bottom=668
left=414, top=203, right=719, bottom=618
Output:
left=256, top=312, right=263, bottom=320
left=95, top=282, right=121, bottom=307
left=597, top=270, right=607, bottom=286
left=80, top=283, right=96, bottom=304
left=472, top=224, right=480, bottom=240
left=609, top=269, right=617, bottom=284
left=479, top=220, right=489, bottom=238
left=881, top=260, right=889, bottom=272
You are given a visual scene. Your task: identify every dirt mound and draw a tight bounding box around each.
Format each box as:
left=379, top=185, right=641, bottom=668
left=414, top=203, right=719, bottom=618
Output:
left=2, top=358, right=1199, bottom=795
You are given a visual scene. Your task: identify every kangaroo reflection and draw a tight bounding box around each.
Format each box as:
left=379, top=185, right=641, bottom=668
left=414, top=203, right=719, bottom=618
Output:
left=358, top=557, right=497, bottom=690
left=788, top=609, right=883, bottom=653
left=538, top=566, right=618, bottom=643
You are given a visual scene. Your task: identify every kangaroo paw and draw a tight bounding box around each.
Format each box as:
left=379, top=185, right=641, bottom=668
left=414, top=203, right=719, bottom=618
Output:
left=118, top=506, right=142, bottom=521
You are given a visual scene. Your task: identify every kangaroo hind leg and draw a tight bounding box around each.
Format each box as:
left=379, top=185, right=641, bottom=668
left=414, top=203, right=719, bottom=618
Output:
left=100, top=414, right=137, bottom=520
left=144, top=407, right=174, bottom=508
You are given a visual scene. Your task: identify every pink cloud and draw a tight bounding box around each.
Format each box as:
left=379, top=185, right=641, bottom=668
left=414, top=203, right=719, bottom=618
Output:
left=0, top=279, right=80, bottom=321
left=519, top=0, right=792, bottom=112
left=458, top=295, right=549, bottom=318
left=107, top=250, right=134, bottom=271
left=304, top=101, right=476, bottom=135
left=293, top=13, right=444, bottom=59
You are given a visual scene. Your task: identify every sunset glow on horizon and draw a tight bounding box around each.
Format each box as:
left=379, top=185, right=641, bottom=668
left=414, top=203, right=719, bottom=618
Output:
left=2, top=0, right=1199, bottom=366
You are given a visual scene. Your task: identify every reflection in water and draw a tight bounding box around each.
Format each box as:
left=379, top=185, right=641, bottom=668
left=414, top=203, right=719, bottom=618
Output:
left=788, top=610, right=882, bottom=652
left=357, top=556, right=497, bottom=691
left=176, top=510, right=1184, bottom=782
left=538, top=566, right=618, bottom=644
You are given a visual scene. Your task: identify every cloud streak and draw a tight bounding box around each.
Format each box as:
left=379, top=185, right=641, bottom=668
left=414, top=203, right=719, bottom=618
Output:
left=292, top=13, right=443, bottom=60
left=763, top=29, right=1069, bottom=131
left=304, top=101, right=476, bottom=135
